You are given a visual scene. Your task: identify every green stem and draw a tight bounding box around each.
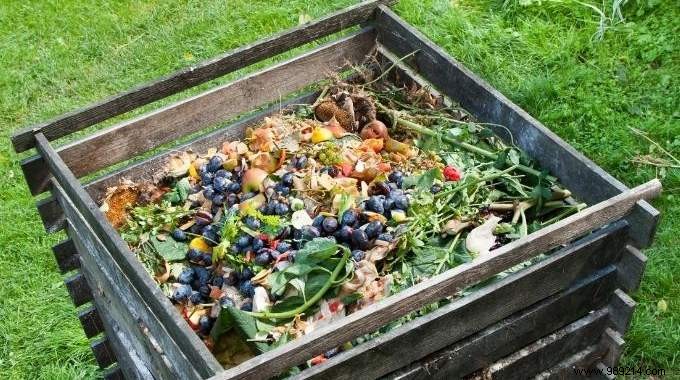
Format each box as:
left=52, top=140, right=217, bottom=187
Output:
left=435, top=165, right=519, bottom=199
left=248, top=247, right=352, bottom=320
left=378, top=103, right=557, bottom=182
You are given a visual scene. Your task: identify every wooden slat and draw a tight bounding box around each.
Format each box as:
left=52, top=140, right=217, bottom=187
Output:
left=35, top=135, right=222, bottom=376
left=481, top=309, right=610, bottom=379
left=21, top=28, right=377, bottom=195
left=215, top=181, right=660, bottom=380
left=10, top=0, right=393, bottom=153
left=295, top=222, right=628, bottom=380
left=55, top=181, right=202, bottom=379
left=382, top=266, right=618, bottom=380
left=535, top=345, right=605, bottom=379
left=616, top=244, right=647, bottom=292
left=78, top=305, right=104, bottom=338
left=374, top=5, right=660, bottom=249
left=36, top=195, right=65, bottom=233
left=607, top=289, right=636, bottom=333
left=91, top=337, right=117, bottom=369
left=102, top=365, right=125, bottom=380
left=52, top=238, right=79, bottom=273
left=600, top=328, right=624, bottom=368
left=64, top=272, right=92, bottom=307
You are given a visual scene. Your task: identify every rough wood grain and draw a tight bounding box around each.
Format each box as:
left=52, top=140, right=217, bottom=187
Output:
left=535, top=345, right=606, bottom=380
left=374, top=5, right=660, bottom=248
left=52, top=238, right=79, bottom=274
left=616, top=244, right=647, bottom=292
left=91, top=337, right=117, bottom=369
left=483, top=309, right=609, bottom=379
left=64, top=272, right=92, bottom=307
left=102, top=366, right=125, bottom=380
left=10, top=0, right=393, bottom=153
left=56, top=181, right=203, bottom=379
left=36, top=195, right=65, bottom=233
left=295, top=222, right=628, bottom=380
left=600, top=328, right=624, bottom=368
left=21, top=29, right=377, bottom=195
left=383, top=266, right=617, bottom=380
left=36, top=135, right=222, bottom=376
left=215, top=181, right=658, bottom=380
left=78, top=305, right=104, bottom=338
left=607, top=289, right=636, bottom=333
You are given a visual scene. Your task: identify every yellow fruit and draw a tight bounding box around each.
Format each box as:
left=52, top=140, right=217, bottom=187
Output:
left=188, top=163, right=200, bottom=179
left=189, top=237, right=212, bottom=253
left=311, top=127, right=334, bottom=143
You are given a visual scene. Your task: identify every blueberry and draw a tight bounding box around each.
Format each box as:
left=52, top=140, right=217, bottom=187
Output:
left=207, top=156, right=224, bottom=173
left=430, top=184, right=442, bottom=194
left=171, top=228, right=187, bottom=241
left=189, top=291, right=203, bottom=304
left=227, top=182, right=241, bottom=194
left=243, top=216, right=260, bottom=230
left=198, top=315, right=213, bottom=335
left=177, top=268, right=195, bottom=285
left=226, top=193, right=238, bottom=206
left=300, top=226, right=321, bottom=241
left=201, top=172, right=215, bottom=186
left=274, top=203, right=290, bottom=216
left=195, top=267, right=210, bottom=286
left=199, top=285, right=211, bottom=298
left=172, top=284, right=192, bottom=302
left=387, top=182, right=399, bottom=191
left=294, top=155, right=308, bottom=169
left=202, top=226, right=220, bottom=246
left=203, top=185, right=215, bottom=199
left=219, top=296, right=236, bottom=307
left=320, top=166, right=339, bottom=177
left=240, top=300, right=253, bottom=312
left=340, top=210, right=357, bottom=226
left=377, top=232, right=393, bottom=242
left=312, top=215, right=325, bottom=229
left=239, top=280, right=255, bottom=298
left=351, top=229, right=370, bottom=250
left=212, top=194, right=225, bottom=206
left=212, top=275, right=224, bottom=288
left=351, top=250, right=365, bottom=261
left=281, top=172, right=294, bottom=187
left=186, top=249, right=202, bottom=262
left=251, top=237, right=264, bottom=252
left=239, top=267, right=254, bottom=281
left=274, top=183, right=290, bottom=196
left=236, top=235, right=252, bottom=248
left=334, top=225, right=353, bottom=243
left=254, top=250, right=272, bottom=266
left=364, top=221, right=383, bottom=239
left=276, top=241, right=292, bottom=253
left=383, top=197, right=395, bottom=212
left=388, top=171, right=404, bottom=187
left=201, top=254, right=212, bottom=266
left=366, top=196, right=385, bottom=214
left=215, top=169, right=231, bottom=179
left=393, top=195, right=409, bottom=210
left=213, top=176, right=229, bottom=193
left=322, top=217, right=339, bottom=234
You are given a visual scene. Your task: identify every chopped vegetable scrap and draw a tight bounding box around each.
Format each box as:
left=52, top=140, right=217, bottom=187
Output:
left=103, top=71, right=585, bottom=371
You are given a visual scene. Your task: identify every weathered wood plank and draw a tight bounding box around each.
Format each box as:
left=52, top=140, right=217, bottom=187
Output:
left=91, top=337, right=117, bottom=369
left=36, top=195, right=65, bottom=233
left=35, top=134, right=222, bottom=376
left=535, top=345, right=605, bottom=379
left=102, top=366, right=125, bottom=380
left=383, top=266, right=618, bottom=380
left=64, top=272, right=92, bottom=307
left=78, top=305, right=104, bottom=338
left=52, top=238, right=79, bottom=274
left=482, top=308, right=610, bottom=379
left=607, top=289, right=636, bottom=333
left=10, top=0, right=393, bottom=153
left=616, top=244, right=647, bottom=292
left=295, top=222, right=628, bottom=380
left=21, top=29, right=377, bottom=195
left=55, top=180, right=203, bottom=379
left=600, top=328, right=624, bottom=368
left=374, top=5, right=660, bottom=248
left=216, top=180, right=659, bottom=380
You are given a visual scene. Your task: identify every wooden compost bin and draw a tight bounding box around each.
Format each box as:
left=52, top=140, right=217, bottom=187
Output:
left=12, top=2, right=661, bottom=379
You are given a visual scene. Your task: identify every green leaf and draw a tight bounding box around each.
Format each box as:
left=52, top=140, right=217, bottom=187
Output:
left=403, top=168, right=443, bottom=190
left=150, top=236, right=187, bottom=262
left=340, top=292, right=363, bottom=305
left=211, top=306, right=269, bottom=353
left=295, top=237, right=338, bottom=265
left=270, top=296, right=305, bottom=313
left=304, top=271, right=330, bottom=299
left=163, top=177, right=191, bottom=204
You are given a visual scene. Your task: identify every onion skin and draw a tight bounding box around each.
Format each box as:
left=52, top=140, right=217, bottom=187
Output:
left=360, top=119, right=389, bottom=140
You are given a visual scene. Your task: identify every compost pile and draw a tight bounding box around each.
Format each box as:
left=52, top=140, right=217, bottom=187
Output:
left=103, top=75, right=584, bottom=370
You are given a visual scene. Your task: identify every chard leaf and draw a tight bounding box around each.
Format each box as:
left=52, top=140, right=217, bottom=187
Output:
left=270, top=296, right=305, bottom=313
left=295, top=237, right=338, bottom=265
left=150, top=236, right=187, bottom=262
left=304, top=271, right=330, bottom=299
left=210, top=306, right=270, bottom=353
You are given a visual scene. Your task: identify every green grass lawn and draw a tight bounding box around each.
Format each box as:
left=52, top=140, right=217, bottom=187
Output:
left=0, top=0, right=677, bottom=378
